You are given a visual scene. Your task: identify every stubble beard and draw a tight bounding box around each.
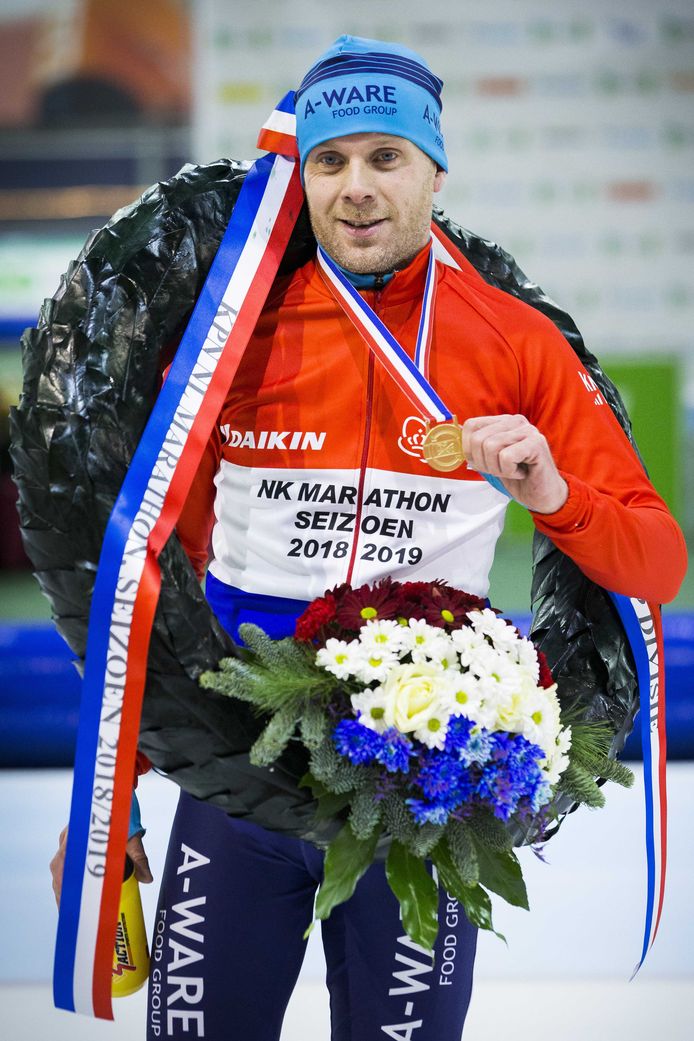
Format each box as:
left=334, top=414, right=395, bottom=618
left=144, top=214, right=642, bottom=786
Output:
left=308, top=200, right=434, bottom=275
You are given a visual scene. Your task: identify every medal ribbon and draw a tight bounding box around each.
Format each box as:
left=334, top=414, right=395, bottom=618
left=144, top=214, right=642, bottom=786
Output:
left=317, top=241, right=449, bottom=422
left=317, top=241, right=511, bottom=489
left=54, top=100, right=303, bottom=1020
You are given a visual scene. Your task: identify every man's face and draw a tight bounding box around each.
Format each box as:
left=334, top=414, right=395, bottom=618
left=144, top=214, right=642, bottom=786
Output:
left=303, top=133, right=446, bottom=274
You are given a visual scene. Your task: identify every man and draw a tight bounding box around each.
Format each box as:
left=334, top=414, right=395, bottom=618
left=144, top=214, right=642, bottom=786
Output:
left=51, top=35, right=686, bottom=1040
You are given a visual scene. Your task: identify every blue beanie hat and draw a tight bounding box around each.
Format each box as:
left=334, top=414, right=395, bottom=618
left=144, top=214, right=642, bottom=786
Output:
left=294, top=35, right=447, bottom=176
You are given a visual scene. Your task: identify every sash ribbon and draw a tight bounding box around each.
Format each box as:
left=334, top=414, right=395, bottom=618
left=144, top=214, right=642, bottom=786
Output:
left=54, top=106, right=303, bottom=1019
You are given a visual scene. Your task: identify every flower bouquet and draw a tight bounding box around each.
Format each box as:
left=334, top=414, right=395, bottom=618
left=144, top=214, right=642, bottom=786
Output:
left=200, top=578, right=633, bottom=950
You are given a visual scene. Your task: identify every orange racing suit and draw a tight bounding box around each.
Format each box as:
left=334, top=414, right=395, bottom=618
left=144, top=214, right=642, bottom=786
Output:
left=176, top=239, right=686, bottom=607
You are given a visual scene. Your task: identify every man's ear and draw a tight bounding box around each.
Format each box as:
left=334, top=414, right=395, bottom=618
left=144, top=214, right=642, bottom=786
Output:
left=433, top=168, right=446, bottom=194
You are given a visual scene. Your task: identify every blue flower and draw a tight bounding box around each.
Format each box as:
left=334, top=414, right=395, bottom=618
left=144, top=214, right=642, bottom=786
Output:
left=444, top=717, right=495, bottom=767
left=407, top=750, right=476, bottom=830
left=418, top=753, right=461, bottom=799
left=460, top=730, right=494, bottom=767
left=332, top=718, right=383, bottom=765
left=376, top=729, right=414, bottom=773
left=529, top=778, right=552, bottom=813
left=444, top=715, right=475, bottom=755
left=406, top=798, right=450, bottom=826
left=476, top=732, right=547, bottom=820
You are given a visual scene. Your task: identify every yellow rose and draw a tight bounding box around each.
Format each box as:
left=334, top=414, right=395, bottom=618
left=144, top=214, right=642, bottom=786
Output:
left=382, top=662, right=447, bottom=733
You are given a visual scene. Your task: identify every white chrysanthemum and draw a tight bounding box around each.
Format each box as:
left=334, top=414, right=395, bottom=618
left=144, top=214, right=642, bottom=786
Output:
left=358, top=618, right=408, bottom=657
left=400, top=618, right=445, bottom=661
left=473, top=647, right=521, bottom=695
left=447, top=671, right=485, bottom=724
left=414, top=712, right=450, bottom=751
left=450, top=625, right=486, bottom=668
left=467, top=607, right=520, bottom=653
left=542, top=725, right=572, bottom=784
left=351, top=685, right=390, bottom=733
left=468, top=654, right=533, bottom=734
left=316, top=638, right=362, bottom=680
left=351, top=647, right=401, bottom=684
left=514, top=637, right=540, bottom=682
left=502, top=679, right=562, bottom=755
left=422, top=633, right=458, bottom=670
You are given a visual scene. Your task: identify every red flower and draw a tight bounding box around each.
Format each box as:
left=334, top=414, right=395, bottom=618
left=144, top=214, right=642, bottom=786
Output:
left=400, top=581, right=486, bottom=630
left=395, top=580, right=437, bottom=611
left=537, top=650, right=555, bottom=689
left=294, top=593, right=336, bottom=642
left=332, top=577, right=401, bottom=632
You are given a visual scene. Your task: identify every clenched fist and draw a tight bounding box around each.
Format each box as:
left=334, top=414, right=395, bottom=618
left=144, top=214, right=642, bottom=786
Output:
left=462, top=414, right=568, bottom=514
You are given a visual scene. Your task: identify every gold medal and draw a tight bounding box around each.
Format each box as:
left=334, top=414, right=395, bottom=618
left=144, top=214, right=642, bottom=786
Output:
left=422, top=417, right=466, bottom=472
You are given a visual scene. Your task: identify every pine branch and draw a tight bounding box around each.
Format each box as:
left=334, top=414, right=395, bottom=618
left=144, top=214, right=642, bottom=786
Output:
left=249, top=706, right=300, bottom=767
left=564, top=717, right=612, bottom=761
left=201, top=655, right=333, bottom=715
left=404, top=822, right=446, bottom=859
left=329, top=760, right=368, bottom=795
left=199, top=661, right=259, bottom=702
left=300, top=702, right=329, bottom=750
left=467, top=809, right=514, bottom=852
left=309, top=737, right=342, bottom=785
left=309, top=737, right=364, bottom=793
left=591, top=756, right=634, bottom=788
left=380, top=793, right=418, bottom=846
left=562, top=716, right=635, bottom=793
left=239, top=624, right=318, bottom=673
left=571, top=748, right=634, bottom=789
left=446, top=820, right=480, bottom=886
left=349, top=788, right=383, bottom=840
left=556, top=762, right=606, bottom=809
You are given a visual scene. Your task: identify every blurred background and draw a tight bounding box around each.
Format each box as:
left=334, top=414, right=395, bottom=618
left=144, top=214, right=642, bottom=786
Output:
left=0, top=1, right=692, bottom=1038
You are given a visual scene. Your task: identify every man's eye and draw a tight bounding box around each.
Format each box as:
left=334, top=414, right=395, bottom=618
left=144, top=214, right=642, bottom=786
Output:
left=376, top=151, right=398, bottom=163
left=319, top=154, right=342, bottom=167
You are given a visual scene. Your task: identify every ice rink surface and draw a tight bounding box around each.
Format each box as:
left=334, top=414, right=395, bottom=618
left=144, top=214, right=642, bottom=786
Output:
left=2, top=764, right=692, bottom=1039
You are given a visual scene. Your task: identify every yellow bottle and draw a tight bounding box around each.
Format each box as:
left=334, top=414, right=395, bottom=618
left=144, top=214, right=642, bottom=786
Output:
left=112, top=855, right=150, bottom=997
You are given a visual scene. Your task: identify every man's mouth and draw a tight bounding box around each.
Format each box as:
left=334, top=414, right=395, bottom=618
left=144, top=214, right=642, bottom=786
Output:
left=339, top=218, right=385, bottom=238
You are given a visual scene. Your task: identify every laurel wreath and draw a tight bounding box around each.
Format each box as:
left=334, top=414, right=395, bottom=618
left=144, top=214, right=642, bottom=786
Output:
left=9, top=158, right=639, bottom=844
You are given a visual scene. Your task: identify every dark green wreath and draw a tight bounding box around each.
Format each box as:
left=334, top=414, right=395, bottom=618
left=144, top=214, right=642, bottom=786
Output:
left=9, top=158, right=638, bottom=845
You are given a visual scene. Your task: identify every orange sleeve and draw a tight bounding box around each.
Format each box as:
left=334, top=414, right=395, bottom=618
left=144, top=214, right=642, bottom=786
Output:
left=514, top=314, right=687, bottom=604
left=175, top=423, right=223, bottom=581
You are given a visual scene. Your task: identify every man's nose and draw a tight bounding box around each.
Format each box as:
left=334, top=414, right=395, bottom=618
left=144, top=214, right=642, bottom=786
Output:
left=340, top=160, right=376, bottom=204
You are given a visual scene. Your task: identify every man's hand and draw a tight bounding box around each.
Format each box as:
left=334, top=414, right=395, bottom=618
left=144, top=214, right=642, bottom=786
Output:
left=50, top=826, right=153, bottom=908
left=462, top=414, right=569, bottom=514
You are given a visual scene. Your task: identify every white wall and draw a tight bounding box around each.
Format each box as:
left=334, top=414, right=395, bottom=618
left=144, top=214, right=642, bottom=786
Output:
left=193, top=0, right=694, bottom=394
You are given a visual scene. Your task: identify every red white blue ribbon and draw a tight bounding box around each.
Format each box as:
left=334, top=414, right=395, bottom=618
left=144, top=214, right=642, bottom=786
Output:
left=607, top=594, right=667, bottom=976
left=258, top=91, right=299, bottom=157
left=54, top=117, right=303, bottom=1018
left=316, top=241, right=446, bottom=420
left=316, top=240, right=512, bottom=498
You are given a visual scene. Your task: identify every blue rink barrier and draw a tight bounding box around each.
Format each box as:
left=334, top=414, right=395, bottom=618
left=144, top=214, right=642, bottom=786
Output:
left=0, top=616, right=693, bottom=767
